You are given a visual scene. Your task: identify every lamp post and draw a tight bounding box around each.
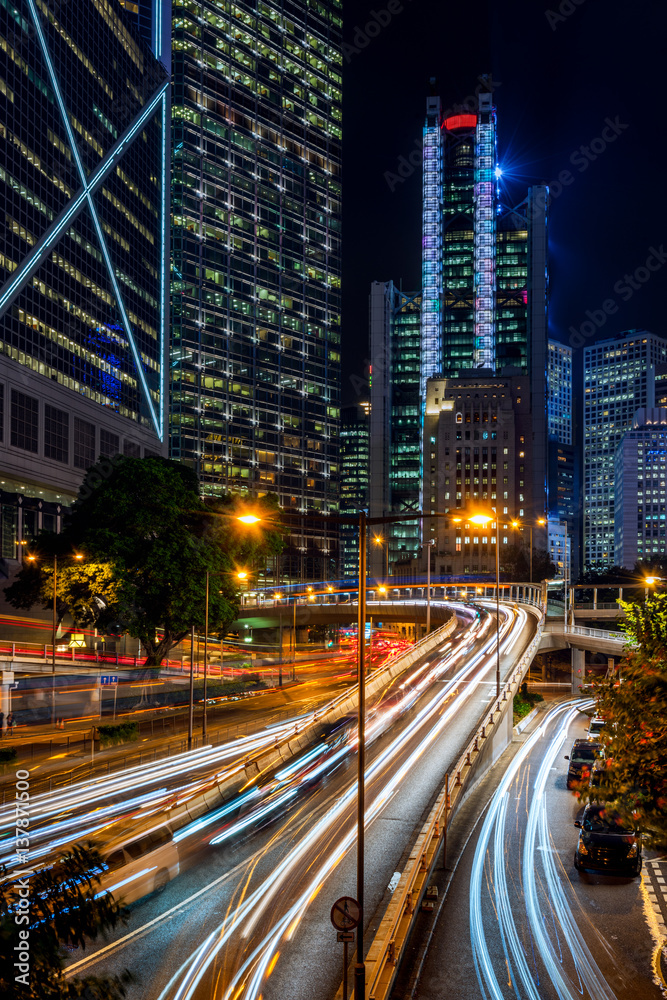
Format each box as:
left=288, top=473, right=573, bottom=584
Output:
left=372, top=534, right=389, bottom=581
left=28, top=550, right=83, bottom=726
left=425, top=538, right=435, bottom=635
left=453, top=507, right=501, bottom=697
left=203, top=571, right=209, bottom=741
left=234, top=505, right=458, bottom=1000
left=511, top=520, right=533, bottom=583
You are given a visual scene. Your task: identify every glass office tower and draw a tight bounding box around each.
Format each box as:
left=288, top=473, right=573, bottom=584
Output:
left=170, top=0, right=343, bottom=584
left=422, top=98, right=544, bottom=380
left=0, top=0, right=169, bottom=557
left=369, top=281, right=421, bottom=577
left=584, top=331, right=667, bottom=570
left=340, top=399, right=369, bottom=581
left=418, top=85, right=549, bottom=565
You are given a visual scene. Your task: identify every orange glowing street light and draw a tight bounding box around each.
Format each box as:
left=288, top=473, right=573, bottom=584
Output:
left=237, top=513, right=261, bottom=524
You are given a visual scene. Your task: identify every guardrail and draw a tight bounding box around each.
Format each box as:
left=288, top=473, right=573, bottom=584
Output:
left=543, top=623, right=628, bottom=644
left=362, top=608, right=544, bottom=1000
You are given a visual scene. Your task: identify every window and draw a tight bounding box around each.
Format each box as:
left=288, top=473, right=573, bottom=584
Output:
left=11, top=390, right=38, bottom=453
left=74, top=419, right=96, bottom=470
left=100, top=429, right=120, bottom=457
left=0, top=383, right=4, bottom=442
left=123, top=440, right=141, bottom=458
left=44, top=406, right=69, bottom=464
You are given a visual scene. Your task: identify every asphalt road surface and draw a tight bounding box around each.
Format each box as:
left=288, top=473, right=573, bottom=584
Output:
left=413, top=699, right=666, bottom=1000
left=63, top=602, right=539, bottom=1000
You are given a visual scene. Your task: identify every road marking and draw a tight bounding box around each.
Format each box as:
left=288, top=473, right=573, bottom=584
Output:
left=65, top=842, right=284, bottom=976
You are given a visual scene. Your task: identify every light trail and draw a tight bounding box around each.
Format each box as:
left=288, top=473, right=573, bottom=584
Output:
left=470, top=697, right=620, bottom=1000
left=148, top=603, right=529, bottom=1000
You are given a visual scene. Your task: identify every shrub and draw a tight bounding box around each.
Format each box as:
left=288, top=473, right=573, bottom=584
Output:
left=0, top=747, right=17, bottom=764
left=97, top=722, right=139, bottom=748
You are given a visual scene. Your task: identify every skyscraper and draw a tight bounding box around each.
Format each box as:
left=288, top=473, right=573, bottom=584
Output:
left=169, top=0, right=343, bottom=584
left=340, top=400, right=369, bottom=580
left=420, top=92, right=548, bottom=385
left=615, top=408, right=667, bottom=569
left=547, top=340, right=579, bottom=577
left=418, top=85, right=549, bottom=553
left=369, top=281, right=421, bottom=577
left=584, top=331, right=667, bottom=570
left=0, top=0, right=170, bottom=559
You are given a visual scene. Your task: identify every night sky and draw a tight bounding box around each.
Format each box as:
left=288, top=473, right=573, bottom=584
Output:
left=340, top=0, right=667, bottom=403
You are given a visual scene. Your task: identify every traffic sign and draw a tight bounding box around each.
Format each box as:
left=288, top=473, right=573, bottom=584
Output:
left=337, top=931, right=355, bottom=943
left=330, top=896, right=360, bottom=931
left=100, top=675, right=119, bottom=686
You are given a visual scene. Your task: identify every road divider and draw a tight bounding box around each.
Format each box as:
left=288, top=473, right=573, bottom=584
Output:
left=163, top=614, right=458, bottom=837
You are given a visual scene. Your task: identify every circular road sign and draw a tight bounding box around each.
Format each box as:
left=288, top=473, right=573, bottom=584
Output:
left=330, top=896, right=360, bottom=931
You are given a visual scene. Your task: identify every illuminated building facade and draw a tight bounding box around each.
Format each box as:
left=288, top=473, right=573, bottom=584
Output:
left=169, top=0, right=343, bottom=584
left=547, top=340, right=579, bottom=578
left=340, top=400, right=369, bottom=580
left=369, top=281, right=421, bottom=578
left=615, top=408, right=667, bottom=568
left=0, top=0, right=169, bottom=559
left=421, top=92, right=548, bottom=382
left=584, top=331, right=667, bottom=570
left=417, top=85, right=550, bottom=570
left=423, top=373, right=532, bottom=576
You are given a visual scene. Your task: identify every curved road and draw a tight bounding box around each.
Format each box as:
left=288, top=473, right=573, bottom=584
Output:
left=63, top=601, right=539, bottom=1000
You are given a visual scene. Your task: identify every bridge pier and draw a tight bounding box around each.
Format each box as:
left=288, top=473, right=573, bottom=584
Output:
left=571, top=648, right=586, bottom=696
left=1, top=667, right=15, bottom=717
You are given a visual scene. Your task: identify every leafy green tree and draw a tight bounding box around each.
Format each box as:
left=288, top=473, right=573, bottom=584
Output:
left=587, top=592, right=667, bottom=845
left=0, top=843, right=131, bottom=998
left=5, top=457, right=283, bottom=666
left=5, top=553, right=120, bottom=628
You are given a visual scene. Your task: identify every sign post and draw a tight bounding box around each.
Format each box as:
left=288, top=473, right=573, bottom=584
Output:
left=331, top=896, right=360, bottom=1000
left=100, top=675, right=119, bottom=720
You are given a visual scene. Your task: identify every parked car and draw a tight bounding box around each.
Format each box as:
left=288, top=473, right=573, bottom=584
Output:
left=95, top=822, right=180, bottom=904
left=574, top=804, right=641, bottom=877
left=587, top=716, right=606, bottom=741
left=564, top=739, right=602, bottom=789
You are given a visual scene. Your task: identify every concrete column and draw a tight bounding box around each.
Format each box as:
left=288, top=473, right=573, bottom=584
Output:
left=572, top=648, right=585, bottom=695
left=0, top=668, right=15, bottom=716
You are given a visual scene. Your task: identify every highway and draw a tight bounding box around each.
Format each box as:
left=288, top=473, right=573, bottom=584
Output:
left=60, top=600, right=540, bottom=1000
left=0, top=634, right=409, bottom=866
left=414, top=699, right=664, bottom=1000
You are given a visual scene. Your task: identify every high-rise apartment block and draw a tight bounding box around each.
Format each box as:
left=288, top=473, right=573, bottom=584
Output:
left=169, top=0, right=343, bottom=583
left=369, top=281, right=421, bottom=577
left=0, top=0, right=170, bottom=560
left=615, top=408, right=667, bottom=569
left=584, top=331, right=667, bottom=570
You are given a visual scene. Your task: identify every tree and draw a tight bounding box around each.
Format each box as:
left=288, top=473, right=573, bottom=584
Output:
left=5, top=552, right=120, bottom=628
left=499, top=544, right=555, bottom=582
left=587, top=592, right=667, bottom=846
left=5, top=457, right=283, bottom=667
left=0, top=843, right=131, bottom=999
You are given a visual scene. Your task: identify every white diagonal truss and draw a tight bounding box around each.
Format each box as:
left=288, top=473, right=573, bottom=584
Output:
left=0, top=2, right=168, bottom=439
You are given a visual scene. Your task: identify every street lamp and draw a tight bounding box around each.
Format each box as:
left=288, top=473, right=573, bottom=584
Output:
left=425, top=538, right=435, bottom=635
left=234, top=506, right=457, bottom=1000
left=452, top=507, right=500, bottom=696
left=28, top=550, right=83, bottom=726
left=510, top=520, right=533, bottom=584
left=372, top=534, right=389, bottom=581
